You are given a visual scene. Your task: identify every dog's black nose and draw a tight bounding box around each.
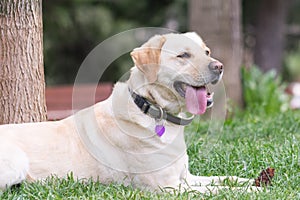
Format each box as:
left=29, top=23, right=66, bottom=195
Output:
left=208, top=61, right=223, bottom=74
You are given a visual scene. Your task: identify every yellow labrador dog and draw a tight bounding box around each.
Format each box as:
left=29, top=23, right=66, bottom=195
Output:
left=0, top=32, right=255, bottom=193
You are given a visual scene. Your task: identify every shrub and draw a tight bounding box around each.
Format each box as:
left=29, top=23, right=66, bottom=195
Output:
left=241, top=66, right=289, bottom=115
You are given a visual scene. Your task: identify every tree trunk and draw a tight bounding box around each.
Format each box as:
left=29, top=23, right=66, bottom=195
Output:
left=0, top=0, right=47, bottom=124
left=254, top=0, right=291, bottom=73
left=189, top=0, right=243, bottom=107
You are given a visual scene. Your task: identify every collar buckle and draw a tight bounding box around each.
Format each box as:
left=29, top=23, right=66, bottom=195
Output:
left=129, top=87, right=195, bottom=126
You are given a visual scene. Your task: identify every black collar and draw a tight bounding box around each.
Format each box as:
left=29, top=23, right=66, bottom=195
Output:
left=129, top=88, right=194, bottom=126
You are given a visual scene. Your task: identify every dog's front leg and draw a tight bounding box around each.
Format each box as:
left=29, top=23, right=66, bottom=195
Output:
left=164, top=184, right=260, bottom=195
left=187, top=185, right=261, bottom=194
left=179, top=174, right=259, bottom=194
left=186, top=173, right=254, bottom=187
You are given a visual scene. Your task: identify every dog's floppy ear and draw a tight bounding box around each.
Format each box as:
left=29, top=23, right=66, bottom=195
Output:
left=130, top=35, right=166, bottom=83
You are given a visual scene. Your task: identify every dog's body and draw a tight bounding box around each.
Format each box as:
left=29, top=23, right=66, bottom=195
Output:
left=0, top=32, right=255, bottom=193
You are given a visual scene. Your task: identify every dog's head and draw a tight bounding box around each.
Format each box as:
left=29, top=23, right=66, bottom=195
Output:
left=130, top=32, right=223, bottom=115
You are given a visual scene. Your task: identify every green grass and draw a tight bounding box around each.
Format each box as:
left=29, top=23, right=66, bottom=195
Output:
left=1, top=111, right=300, bottom=199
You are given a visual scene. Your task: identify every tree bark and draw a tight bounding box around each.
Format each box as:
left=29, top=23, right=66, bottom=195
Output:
left=0, top=0, right=47, bottom=124
left=254, top=0, right=291, bottom=73
left=189, top=0, right=243, bottom=107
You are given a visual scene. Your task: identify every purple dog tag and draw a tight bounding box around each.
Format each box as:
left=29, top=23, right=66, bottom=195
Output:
left=155, top=125, right=165, bottom=137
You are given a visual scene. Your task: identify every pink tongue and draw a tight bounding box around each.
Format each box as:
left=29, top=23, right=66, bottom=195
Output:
left=185, top=86, right=207, bottom=115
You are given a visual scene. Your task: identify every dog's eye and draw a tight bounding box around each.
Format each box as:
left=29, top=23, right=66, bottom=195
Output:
left=205, top=50, right=210, bottom=56
left=177, top=52, right=191, bottom=59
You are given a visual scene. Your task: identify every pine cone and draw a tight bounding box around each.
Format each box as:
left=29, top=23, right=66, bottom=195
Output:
left=254, top=167, right=275, bottom=187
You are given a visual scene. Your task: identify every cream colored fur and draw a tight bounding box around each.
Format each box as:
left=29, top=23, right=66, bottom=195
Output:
left=0, top=32, right=256, bottom=194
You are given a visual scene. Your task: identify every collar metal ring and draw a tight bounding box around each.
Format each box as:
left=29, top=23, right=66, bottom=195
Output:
left=156, top=106, right=164, bottom=121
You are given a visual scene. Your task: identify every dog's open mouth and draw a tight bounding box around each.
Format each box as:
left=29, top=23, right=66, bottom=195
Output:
left=174, top=81, right=213, bottom=115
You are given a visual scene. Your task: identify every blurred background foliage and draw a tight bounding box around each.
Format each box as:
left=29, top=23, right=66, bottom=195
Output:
left=43, top=0, right=300, bottom=85
left=43, top=0, right=187, bottom=84
left=242, top=67, right=289, bottom=115
left=284, top=0, right=300, bottom=81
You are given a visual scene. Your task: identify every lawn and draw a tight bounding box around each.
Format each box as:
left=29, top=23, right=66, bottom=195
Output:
left=1, top=111, right=300, bottom=199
